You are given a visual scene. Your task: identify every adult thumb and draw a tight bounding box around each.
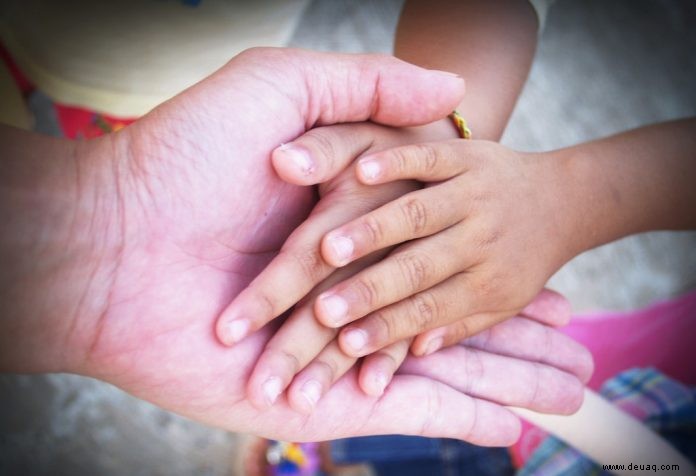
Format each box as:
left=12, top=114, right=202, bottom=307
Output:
left=233, top=48, right=465, bottom=129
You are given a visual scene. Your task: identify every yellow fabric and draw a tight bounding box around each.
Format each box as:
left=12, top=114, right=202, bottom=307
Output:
left=0, top=0, right=309, bottom=117
left=0, top=58, right=31, bottom=129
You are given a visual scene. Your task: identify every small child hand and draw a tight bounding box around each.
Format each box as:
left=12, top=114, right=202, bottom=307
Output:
left=302, top=138, right=571, bottom=358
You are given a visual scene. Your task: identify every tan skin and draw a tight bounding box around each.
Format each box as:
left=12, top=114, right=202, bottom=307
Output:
left=220, top=1, right=695, bottom=412
left=303, top=117, right=696, bottom=358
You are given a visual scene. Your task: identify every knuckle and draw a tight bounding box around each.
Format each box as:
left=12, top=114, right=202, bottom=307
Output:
left=304, top=129, right=338, bottom=172
left=416, top=143, right=439, bottom=174
left=400, top=197, right=428, bottom=235
left=371, top=310, right=397, bottom=343
left=266, top=346, right=302, bottom=375
left=471, top=272, right=503, bottom=299
left=289, top=247, right=327, bottom=283
left=464, top=350, right=485, bottom=393
left=395, top=252, right=433, bottom=291
left=246, top=287, right=278, bottom=322
left=314, top=357, right=339, bottom=383
left=451, top=319, right=471, bottom=342
left=478, top=227, right=502, bottom=248
left=392, top=147, right=413, bottom=175
left=375, top=348, right=400, bottom=369
left=374, top=340, right=409, bottom=368
left=361, top=213, right=385, bottom=246
left=409, top=292, right=440, bottom=330
left=352, top=275, right=382, bottom=307
left=236, top=46, right=271, bottom=60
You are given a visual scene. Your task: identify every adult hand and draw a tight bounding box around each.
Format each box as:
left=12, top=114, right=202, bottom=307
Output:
left=0, top=48, right=588, bottom=444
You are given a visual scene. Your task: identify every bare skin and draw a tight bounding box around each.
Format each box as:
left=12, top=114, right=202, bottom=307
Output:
left=221, top=1, right=694, bottom=411
left=218, top=0, right=542, bottom=405
left=0, top=48, right=592, bottom=444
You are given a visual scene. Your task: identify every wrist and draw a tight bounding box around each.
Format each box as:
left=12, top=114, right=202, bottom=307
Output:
left=533, top=148, right=594, bottom=267
left=540, top=145, right=622, bottom=261
left=0, top=129, right=126, bottom=375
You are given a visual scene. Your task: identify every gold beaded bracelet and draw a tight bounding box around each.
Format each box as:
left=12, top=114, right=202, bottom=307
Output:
left=449, top=110, right=472, bottom=139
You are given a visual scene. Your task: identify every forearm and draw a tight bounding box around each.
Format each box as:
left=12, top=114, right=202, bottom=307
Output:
left=551, top=118, right=696, bottom=257
left=396, top=0, right=538, bottom=140
left=0, top=126, right=121, bottom=374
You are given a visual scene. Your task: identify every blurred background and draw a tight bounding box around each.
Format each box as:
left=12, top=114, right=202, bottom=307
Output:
left=1, top=0, right=695, bottom=474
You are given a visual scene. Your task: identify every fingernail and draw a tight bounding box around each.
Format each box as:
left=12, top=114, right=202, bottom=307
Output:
left=327, top=235, right=354, bottom=265
left=344, top=328, right=368, bottom=353
left=262, top=376, right=282, bottom=406
left=318, top=293, right=349, bottom=326
left=358, top=159, right=381, bottom=181
left=424, top=337, right=444, bottom=356
left=300, top=380, right=322, bottom=408
left=278, top=144, right=314, bottom=176
left=224, top=318, right=250, bottom=344
left=373, top=372, right=388, bottom=396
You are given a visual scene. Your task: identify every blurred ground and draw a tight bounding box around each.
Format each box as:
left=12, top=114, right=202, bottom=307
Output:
left=1, top=0, right=695, bottom=474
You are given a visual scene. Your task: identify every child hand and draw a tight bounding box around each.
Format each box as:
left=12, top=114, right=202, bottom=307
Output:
left=215, top=119, right=459, bottom=348
left=308, top=138, right=571, bottom=357
left=215, top=121, right=460, bottom=409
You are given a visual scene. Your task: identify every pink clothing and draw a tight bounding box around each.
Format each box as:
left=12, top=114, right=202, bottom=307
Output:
left=511, top=289, right=696, bottom=468
left=563, top=289, right=696, bottom=388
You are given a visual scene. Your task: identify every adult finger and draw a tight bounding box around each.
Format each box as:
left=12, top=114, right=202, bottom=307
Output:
left=292, top=373, right=521, bottom=445
left=412, top=316, right=594, bottom=384
left=400, top=345, right=586, bottom=415
left=519, top=288, right=572, bottom=327
left=409, top=288, right=572, bottom=355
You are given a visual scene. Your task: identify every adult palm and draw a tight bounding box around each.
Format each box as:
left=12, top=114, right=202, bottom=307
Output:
left=65, top=48, right=586, bottom=445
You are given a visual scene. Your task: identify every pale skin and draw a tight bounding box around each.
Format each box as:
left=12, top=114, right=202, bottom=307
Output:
left=0, top=48, right=592, bottom=444
left=219, top=1, right=695, bottom=412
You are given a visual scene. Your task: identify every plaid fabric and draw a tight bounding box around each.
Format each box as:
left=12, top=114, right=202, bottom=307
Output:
left=518, top=368, right=696, bottom=476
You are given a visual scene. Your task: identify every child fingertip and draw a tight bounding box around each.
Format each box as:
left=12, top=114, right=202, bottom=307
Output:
left=357, top=159, right=382, bottom=183
left=322, top=233, right=354, bottom=267
left=217, top=314, right=250, bottom=346
left=359, top=367, right=390, bottom=397
left=288, top=380, right=321, bottom=415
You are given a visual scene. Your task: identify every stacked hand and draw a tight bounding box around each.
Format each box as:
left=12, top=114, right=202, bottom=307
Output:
left=1, top=48, right=591, bottom=445
left=218, top=114, right=578, bottom=411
